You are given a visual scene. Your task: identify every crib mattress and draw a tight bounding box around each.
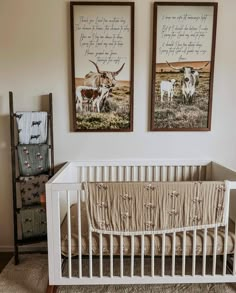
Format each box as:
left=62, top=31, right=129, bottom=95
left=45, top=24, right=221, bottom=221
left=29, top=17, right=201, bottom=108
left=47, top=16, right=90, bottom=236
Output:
left=61, top=204, right=235, bottom=257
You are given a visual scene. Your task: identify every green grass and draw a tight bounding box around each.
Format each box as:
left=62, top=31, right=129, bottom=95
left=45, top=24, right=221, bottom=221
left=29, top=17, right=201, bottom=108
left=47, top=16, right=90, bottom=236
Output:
left=154, top=72, right=210, bottom=129
left=77, top=112, right=130, bottom=130
left=76, top=85, right=130, bottom=130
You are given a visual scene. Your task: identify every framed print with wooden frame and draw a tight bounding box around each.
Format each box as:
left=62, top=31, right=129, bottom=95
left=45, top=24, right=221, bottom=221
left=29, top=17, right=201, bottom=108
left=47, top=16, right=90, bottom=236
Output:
left=151, top=2, right=218, bottom=131
left=70, top=2, right=134, bottom=132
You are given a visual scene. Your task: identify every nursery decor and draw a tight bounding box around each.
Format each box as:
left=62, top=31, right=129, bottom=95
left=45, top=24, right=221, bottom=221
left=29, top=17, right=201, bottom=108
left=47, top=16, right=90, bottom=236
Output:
left=70, top=2, right=134, bottom=131
left=151, top=2, right=218, bottom=131
left=47, top=160, right=236, bottom=287
left=9, top=92, right=54, bottom=265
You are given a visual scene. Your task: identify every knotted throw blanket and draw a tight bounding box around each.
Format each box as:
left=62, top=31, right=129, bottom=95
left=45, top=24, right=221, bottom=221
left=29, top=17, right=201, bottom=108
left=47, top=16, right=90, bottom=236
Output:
left=17, top=144, right=49, bottom=176
left=84, top=181, right=226, bottom=233
left=15, top=111, right=48, bottom=144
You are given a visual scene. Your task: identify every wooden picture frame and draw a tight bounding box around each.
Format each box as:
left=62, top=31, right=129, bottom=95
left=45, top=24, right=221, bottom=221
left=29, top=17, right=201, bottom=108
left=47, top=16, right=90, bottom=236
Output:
left=151, top=2, right=218, bottom=131
left=70, top=2, right=134, bottom=132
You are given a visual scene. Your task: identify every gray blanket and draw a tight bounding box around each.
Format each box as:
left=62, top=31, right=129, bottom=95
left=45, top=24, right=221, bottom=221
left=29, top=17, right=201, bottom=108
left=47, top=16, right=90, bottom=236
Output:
left=17, top=144, right=49, bottom=176
left=19, top=175, right=49, bottom=206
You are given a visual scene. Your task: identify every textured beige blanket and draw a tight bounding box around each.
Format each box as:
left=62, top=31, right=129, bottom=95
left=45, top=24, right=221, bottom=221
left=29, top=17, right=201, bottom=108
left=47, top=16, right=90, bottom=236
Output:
left=84, top=181, right=226, bottom=233
left=61, top=203, right=235, bottom=256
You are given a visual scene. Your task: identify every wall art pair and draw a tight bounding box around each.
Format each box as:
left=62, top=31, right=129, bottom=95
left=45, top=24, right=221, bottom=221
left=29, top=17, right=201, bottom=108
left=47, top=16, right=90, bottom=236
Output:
left=70, top=2, right=218, bottom=132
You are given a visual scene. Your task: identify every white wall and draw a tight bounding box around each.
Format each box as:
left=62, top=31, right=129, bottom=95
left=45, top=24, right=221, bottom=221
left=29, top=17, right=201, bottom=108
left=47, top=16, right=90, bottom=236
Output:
left=0, top=0, right=236, bottom=250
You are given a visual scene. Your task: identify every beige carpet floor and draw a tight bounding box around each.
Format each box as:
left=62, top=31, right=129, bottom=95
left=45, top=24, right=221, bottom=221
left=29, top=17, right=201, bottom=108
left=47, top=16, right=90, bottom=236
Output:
left=0, top=254, right=48, bottom=293
left=0, top=254, right=236, bottom=293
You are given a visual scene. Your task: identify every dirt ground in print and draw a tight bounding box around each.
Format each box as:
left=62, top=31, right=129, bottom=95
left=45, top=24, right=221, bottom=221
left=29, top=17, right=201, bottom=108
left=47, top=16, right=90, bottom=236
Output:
left=154, top=71, right=211, bottom=129
left=75, top=79, right=130, bottom=130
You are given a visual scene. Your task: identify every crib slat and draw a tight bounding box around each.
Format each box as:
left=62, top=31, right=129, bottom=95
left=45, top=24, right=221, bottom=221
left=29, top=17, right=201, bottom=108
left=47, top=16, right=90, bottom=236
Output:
left=182, top=166, right=186, bottom=181
left=131, top=235, right=134, bottom=277
left=154, top=166, right=160, bottom=182
left=89, top=229, right=92, bottom=278
left=102, top=166, right=108, bottom=181
left=67, top=191, right=72, bottom=279
left=138, top=166, right=144, bottom=181
left=175, top=166, right=179, bottom=181
left=118, top=166, right=122, bottom=181
left=99, top=233, right=103, bottom=277
left=77, top=167, right=81, bottom=183
left=172, top=232, right=176, bottom=276
left=145, top=166, right=149, bottom=181
left=192, top=229, right=196, bottom=276
left=96, top=166, right=102, bottom=181
left=95, top=166, right=98, bottom=182
left=170, top=166, right=176, bottom=181
left=149, top=166, right=152, bottom=181
left=202, top=228, right=207, bottom=276
left=120, top=235, right=124, bottom=277
left=77, top=191, right=82, bottom=278
left=162, top=233, right=166, bottom=276
left=212, top=226, right=218, bottom=276
left=190, top=166, right=194, bottom=181
left=183, top=166, right=189, bottom=181
left=167, top=166, right=170, bottom=181
left=109, top=166, right=114, bottom=181
left=198, top=166, right=202, bottom=181
left=132, top=166, right=138, bottom=181
left=88, top=166, right=94, bottom=181
left=151, top=234, right=155, bottom=277
left=54, top=192, right=62, bottom=279
left=131, top=166, right=134, bottom=181
left=110, top=235, right=113, bottom=278
left=161, top=166, right=167, bottom=182
left=233, top=223, right=236, bottom=275
left=125, top=166, right=130, bottom=181
left=182, top=230, right=186, bottom=276
left=81, top=166, right=86, bottom=181
left=141, top=235, right=144, bottom=277
left=191, top=166, right=198, bottom=181
left=151, top=166, right=155, bottom=181
left=112, top=166, right=116, bottom=181
left=223, top=225, right=228, bottom=275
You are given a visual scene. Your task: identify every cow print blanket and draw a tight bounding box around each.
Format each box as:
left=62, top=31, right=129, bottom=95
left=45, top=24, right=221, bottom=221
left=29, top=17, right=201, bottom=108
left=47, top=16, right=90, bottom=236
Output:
left=15, top=111, right=48, bottom=144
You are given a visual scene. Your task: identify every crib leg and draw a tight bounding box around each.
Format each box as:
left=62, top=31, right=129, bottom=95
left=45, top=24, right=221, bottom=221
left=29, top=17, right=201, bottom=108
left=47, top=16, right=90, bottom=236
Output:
left=46, top=284, right=57, bottom=293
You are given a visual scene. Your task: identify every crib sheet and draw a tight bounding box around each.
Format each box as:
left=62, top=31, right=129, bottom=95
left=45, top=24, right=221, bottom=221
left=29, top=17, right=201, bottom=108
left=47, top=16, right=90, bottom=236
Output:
left=61, top=204, right=235, bottom=257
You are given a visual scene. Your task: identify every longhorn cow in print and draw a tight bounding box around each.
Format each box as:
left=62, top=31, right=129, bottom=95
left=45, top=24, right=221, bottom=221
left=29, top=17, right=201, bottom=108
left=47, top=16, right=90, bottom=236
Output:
left=166, top=61, right=209, bottom=104
left=84, top=60, right=125, bottom=88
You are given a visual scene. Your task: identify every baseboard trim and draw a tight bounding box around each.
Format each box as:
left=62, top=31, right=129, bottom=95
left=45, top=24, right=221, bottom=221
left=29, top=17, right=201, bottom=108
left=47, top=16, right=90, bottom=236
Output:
left=0, top=246, right=14, bottom=252
left=0, top=245, right=47, bottom=253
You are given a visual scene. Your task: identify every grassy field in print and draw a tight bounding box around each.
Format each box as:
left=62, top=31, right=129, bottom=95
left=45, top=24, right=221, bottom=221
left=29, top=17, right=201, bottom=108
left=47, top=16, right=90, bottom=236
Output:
left=154, top=72, right=210, bottom=129
left=76, top=79, right=130, bottom=130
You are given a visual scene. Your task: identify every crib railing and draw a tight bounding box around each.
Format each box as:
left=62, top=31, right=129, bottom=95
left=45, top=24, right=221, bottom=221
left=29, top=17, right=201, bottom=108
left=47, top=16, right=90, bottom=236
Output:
left=46, top=161, right=236, bottom=285
left=75, top=164, right=209, bottom=182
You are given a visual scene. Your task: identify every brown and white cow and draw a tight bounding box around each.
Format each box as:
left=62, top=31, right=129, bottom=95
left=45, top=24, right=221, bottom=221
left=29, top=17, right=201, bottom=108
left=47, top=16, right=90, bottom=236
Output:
left=166, top=61, right=209, bottom=104
left=92, top=86, right=112, bottom=113
left=76, top=85, right=111, bottom=113
left=84, top=60, right=125, bottom=88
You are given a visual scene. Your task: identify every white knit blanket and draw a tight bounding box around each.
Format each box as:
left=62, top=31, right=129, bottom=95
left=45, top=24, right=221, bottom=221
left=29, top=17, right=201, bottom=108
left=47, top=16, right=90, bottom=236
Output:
left=15, top=111, right=48, bottom=144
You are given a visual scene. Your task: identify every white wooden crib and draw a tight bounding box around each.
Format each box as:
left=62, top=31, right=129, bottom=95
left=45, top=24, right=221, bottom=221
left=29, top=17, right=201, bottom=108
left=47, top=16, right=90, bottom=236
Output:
left=46, top=159, right=236, bottom=286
